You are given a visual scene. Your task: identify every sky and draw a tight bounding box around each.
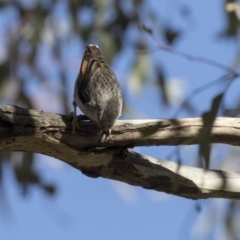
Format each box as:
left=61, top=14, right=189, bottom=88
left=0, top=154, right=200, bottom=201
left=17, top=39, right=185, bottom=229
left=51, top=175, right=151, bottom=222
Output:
left=1, top=0, right=240, bottom=240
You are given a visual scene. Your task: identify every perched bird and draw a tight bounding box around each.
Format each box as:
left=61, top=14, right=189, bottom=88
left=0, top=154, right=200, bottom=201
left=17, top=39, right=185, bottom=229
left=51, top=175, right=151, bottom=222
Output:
left=72, top=44, right=123, bottom=139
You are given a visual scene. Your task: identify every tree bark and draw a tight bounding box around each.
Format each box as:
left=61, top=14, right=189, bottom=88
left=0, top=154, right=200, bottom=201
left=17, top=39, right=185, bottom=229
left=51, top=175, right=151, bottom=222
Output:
left=0, top=105, right=240, bottom=200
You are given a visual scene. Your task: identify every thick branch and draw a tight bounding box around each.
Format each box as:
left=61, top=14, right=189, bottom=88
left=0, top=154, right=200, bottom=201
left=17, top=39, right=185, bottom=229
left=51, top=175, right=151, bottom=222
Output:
left=0, top=105, right=240, bottom=200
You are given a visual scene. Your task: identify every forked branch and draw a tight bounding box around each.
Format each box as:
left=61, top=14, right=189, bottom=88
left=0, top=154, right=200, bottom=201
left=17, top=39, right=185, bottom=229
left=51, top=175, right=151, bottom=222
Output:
left=0, top=105, right=240, bottom=200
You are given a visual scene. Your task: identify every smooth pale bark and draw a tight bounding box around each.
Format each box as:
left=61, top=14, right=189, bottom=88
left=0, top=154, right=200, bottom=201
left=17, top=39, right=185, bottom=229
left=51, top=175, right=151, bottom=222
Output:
left=0, top=105, right=240, bottom=200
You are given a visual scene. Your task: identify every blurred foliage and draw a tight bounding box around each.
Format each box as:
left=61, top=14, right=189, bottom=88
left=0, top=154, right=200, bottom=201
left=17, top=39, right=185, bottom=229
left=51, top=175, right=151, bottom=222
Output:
left=0, top=0, right=183, bottom=198
left=220, top=0, right=239, bottom=38
left=0, top=0, right=240, bottom=238
left=198, top=93, right=224, bottom=169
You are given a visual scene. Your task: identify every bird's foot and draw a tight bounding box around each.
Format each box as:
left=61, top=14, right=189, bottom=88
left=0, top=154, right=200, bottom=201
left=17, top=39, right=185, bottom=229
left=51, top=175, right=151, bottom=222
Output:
left=70, top=111, right=79, bottom=135
left=70, top=112, right=93, bottom=134
left=96, top=129, right=112, bottom=143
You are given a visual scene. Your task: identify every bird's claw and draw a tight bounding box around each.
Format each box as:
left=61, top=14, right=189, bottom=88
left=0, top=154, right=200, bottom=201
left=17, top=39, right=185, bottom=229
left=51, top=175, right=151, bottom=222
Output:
left=96, top=128, right=112, bottom=143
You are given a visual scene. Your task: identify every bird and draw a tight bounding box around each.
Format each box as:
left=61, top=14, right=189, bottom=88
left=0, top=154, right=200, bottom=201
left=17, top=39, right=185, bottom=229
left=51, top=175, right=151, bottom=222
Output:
left=72, top=44, right=123, bottom=140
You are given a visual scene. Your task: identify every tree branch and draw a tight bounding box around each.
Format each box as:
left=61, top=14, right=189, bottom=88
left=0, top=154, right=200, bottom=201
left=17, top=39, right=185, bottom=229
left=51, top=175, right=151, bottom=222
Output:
left=0, top=105, right=240, bottom=200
